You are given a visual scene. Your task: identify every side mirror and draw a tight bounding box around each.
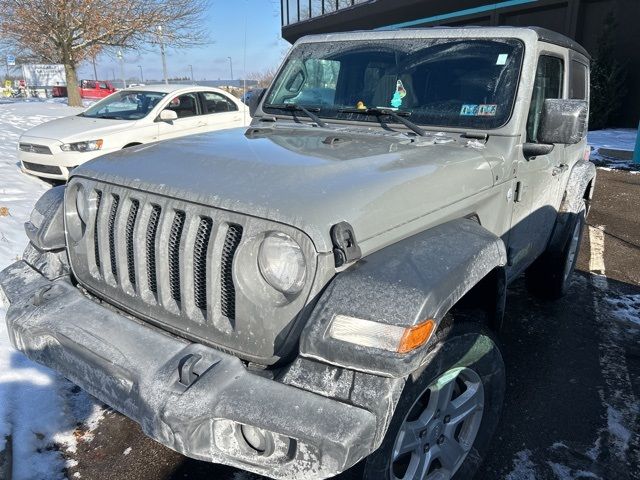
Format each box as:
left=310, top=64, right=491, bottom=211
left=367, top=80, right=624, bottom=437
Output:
left=158, top=109, right=178, bottom=122
left=247, top=88, right=266, bottom=117
left=539, top=99, right=588, bottom=145
left=523, top=99, right=588, bottom=159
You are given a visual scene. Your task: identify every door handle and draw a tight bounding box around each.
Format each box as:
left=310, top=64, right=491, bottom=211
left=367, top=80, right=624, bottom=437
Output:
left=552, top=164, right=569, bottom=176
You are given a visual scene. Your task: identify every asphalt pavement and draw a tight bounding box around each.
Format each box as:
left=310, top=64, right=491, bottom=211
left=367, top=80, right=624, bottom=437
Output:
left=67, top=168, right=640, bottom=480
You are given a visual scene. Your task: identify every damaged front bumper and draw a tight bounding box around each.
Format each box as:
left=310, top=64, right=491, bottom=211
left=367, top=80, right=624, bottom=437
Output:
left=0, top=261, right=377, bottom=480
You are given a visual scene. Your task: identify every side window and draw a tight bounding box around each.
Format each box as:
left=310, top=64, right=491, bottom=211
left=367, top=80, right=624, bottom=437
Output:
left=166, top=93, right=200, bottom=118
left=569, top=61, right=588, bottom=100
left=99, top=82, right=108, bottom=89
left=526, top=55, right=564, bottom=142
left=202, top=92, right=238, bottom=114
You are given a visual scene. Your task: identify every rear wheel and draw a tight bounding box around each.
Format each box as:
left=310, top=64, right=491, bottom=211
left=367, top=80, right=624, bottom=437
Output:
left=360, top=322, right=505, bottom=480
left=525, top=201, right=586, bottom=299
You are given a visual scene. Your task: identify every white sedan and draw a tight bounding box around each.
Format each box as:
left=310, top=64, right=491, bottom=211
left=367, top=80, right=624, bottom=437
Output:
left=18, top=84, right=250, bottom=181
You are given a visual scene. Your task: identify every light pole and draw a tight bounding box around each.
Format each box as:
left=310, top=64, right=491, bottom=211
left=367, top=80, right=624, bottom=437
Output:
left=138, top=65, right=144, bottom=83
left=92, top=56, right=98, bottom=80
left=157, top=25, right=169, bottom=85
left=117, top=50, right=126, bottom=89
left=188, top=64, right=194, bottom=83
left=227, top=56, right=233, bottom=82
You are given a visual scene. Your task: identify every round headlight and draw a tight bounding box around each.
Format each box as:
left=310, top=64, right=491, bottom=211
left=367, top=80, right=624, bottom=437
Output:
left=258, top=232, right=306, bottom=295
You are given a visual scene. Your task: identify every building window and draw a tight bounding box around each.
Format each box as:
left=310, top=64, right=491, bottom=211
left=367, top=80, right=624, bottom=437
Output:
left=282, top=1, right=372, bottom=26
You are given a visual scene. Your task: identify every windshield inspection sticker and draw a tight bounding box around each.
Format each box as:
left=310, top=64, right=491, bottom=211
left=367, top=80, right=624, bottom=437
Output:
left=390, top=79, right=407, bottom=108
left=478, top=104, right=497, bottom=116
left=496, top=53, right=508, bottom=65
left=461, top=104, right=497, bottom=116
left=460, top=104, right=479, bottom=116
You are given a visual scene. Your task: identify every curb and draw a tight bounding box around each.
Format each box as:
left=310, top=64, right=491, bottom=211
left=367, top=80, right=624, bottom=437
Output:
left=0, top=435, right=12, bottom=480
left=598, top=147, right=633, bottom=161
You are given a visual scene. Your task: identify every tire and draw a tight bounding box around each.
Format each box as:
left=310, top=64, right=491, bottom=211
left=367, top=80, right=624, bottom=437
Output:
left=360, top=321, right=505, bottom=480
left=525, top=201, right=586, bottom=300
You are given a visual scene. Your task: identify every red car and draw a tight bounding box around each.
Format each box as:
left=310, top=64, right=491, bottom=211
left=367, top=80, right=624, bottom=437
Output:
left=79, top=80, right=116, bottom=99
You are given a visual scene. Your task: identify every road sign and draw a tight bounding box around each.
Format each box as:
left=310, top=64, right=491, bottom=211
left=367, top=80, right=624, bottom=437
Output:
left=6, top=55, right=15, bottom=66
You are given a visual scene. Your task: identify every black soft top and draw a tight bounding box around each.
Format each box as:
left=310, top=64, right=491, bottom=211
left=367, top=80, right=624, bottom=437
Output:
left=528, top=27, right=590, bottom=59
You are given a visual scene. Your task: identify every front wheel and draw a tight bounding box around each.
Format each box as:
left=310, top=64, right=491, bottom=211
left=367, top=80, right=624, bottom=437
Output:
left=360, top=321, right=505, bottom=480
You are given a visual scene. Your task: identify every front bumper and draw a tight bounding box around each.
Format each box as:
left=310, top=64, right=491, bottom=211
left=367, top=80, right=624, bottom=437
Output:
left=0, top=261, right=377, bottom=479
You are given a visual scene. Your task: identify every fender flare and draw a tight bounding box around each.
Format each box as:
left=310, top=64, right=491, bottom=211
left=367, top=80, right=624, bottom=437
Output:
left=299, top=218, right=507, bottom=378
left=547, top=159, right=596, bottom=252
left=561, top=159, right=596, bottom=213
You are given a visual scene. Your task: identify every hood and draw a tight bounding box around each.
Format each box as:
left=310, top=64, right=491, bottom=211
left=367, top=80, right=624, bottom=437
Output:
left=22, top=114, right=133, bottom=142
left=72, top=125, right=499, bottom=254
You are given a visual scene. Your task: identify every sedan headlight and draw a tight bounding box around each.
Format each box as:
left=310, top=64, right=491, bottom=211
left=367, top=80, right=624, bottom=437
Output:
left=60, top=139, right=103, bottom=152
left=258, top=232, right=306, bottom=294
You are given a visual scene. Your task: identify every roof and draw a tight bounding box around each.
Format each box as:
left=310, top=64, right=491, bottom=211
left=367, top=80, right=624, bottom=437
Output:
left=527, top=26, right=590, bottom=59
left=297, top=26, right=590, bottom=59
left=123, top=84, right=224, bottom=94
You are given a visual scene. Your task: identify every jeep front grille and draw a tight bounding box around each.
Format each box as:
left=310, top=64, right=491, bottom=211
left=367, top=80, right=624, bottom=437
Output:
left=66, top=178, right=318, bottom=362
left=73, top=183, right=246, bottom=326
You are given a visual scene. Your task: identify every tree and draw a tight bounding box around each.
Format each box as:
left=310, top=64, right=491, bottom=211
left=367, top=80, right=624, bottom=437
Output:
left=0, top=0, right=209, bottom=106
left=589, top=11, right=627, bottom=130
left=248, top=66, right=278, bottom=88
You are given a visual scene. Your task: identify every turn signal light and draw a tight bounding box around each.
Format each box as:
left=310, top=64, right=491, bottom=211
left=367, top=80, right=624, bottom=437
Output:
left=328, top=315, right=436, bottom=354
left=398, top=319, right=436, bottom=353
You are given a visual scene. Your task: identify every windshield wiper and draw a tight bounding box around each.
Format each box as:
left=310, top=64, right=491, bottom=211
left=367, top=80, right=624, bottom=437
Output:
left=339, top=107, right=427, bottom=137
left=264, top=103, right=331, bottom=129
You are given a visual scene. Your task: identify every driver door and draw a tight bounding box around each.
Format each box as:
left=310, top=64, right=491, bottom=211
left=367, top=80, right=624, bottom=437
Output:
left=158, top=92, right=205, bottom=140
left=506, top=52, right=567, bottom=278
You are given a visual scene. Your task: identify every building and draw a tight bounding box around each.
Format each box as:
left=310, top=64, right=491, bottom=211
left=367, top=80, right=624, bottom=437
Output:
left=280, top=0, right=639, bottom=127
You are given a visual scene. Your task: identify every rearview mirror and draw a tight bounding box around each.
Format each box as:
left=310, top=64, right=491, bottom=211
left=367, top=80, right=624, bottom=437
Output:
left=247, top=88, right=266, bottom=117
left=158, top=109, right=178, bottom=122
left=538, top=99, right=588, bottom=145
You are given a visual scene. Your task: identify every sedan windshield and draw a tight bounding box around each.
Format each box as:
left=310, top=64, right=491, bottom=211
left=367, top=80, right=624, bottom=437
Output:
left=264, top=38, right=524, bottom=130
left=81, top=91, right=167, bottom=120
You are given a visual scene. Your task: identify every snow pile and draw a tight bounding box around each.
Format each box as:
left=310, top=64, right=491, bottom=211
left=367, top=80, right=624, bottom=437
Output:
left=588, top=128, right=638, bottom=171
left=0, top=101, right=104, bottom=479
left=606, top=293, right=640, bottom=329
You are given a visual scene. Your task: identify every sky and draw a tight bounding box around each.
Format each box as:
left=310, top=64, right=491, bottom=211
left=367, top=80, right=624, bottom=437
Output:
left=76, top=0, right=291, bottom=83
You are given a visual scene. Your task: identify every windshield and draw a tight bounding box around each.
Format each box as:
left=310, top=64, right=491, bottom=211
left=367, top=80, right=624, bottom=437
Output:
left=264, top=38, right=524, bottom=130
left=82, top=91, right=167, bottom=120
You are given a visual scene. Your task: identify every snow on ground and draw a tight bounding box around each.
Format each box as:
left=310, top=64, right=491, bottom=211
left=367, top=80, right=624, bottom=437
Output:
left=0, top=100, right=104, bottom=480
left=588, top=128, right=638, bottom=171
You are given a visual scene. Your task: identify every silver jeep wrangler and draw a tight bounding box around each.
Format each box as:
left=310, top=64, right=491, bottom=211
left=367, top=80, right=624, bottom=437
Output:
left=1, top=27, right=594, bottom=480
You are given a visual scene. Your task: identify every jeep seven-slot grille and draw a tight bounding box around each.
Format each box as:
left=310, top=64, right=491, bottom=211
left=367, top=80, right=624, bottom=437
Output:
left=221, top=224, right=243, bottom=319
left=87, top=186, right=244, bottom=323
left=168, top=211, right=186, bottom=303
left=193, top=217, right=213, bottom=310
left=107, top=194, right=120, bottom=280
left=146, top=205, right=161, bottom=296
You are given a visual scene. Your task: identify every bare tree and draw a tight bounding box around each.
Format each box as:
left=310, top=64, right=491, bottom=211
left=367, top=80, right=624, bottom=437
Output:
left=248, top=66, right=279, bottom=88
left=0, top=0, right=209, bottom=106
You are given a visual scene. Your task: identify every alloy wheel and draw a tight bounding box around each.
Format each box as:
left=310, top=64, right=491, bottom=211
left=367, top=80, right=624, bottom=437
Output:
left=390, top=367, right=485, bottom=480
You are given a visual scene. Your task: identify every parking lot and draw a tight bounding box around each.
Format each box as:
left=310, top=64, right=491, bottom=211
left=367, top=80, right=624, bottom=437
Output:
left=63, top=168, right=640, bottom=480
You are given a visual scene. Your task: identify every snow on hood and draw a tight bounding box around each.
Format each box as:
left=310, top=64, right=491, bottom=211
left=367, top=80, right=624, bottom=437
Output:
left=20, top=114, right=134, bottom=143
left=72, top=126, right=497, bottom=253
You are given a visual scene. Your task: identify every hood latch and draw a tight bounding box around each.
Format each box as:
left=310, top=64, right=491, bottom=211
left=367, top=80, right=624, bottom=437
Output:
left=331, top=222, right=362, bottom=268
